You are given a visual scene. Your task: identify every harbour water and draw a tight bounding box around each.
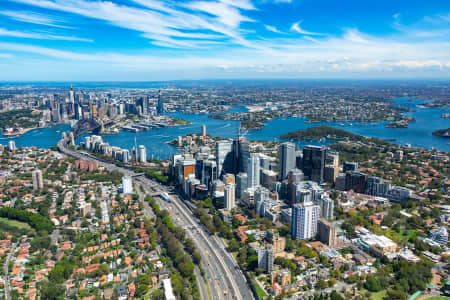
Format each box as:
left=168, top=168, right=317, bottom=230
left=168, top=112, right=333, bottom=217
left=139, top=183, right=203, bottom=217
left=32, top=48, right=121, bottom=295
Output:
left=1, top=99, right=448, bottom=160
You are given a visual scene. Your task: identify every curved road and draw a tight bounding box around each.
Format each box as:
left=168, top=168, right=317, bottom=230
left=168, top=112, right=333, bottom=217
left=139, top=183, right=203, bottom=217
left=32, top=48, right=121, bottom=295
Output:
left=57, top=138, right=254, bottom=300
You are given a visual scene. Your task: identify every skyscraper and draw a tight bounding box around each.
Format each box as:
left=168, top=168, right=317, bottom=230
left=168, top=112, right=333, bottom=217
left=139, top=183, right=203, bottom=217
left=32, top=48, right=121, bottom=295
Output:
left=319, top=196, right=334, bottom=220
left=247, top=156, right=260, bottom=188
left=32, top=169, right=44, bottom=191
left=291, top=201, right=320, bottom=240
left=157, top=89, right=164, bottom=116
left=278, top=142, right=296, bottom=180
left=216, top=140, right=233, bottom=178
left=257, top=245, right=274, bottom=273
left=69, top=85, right=74, bottom=115
left=224, top=183, right=236, bottom=211
left=139, top=145, right=147, bottom=163
left=318, top=219, right=338, bottom=247
left=302, top=145, right=326, bottom=184
left=201, top=124, right=206, bottom=137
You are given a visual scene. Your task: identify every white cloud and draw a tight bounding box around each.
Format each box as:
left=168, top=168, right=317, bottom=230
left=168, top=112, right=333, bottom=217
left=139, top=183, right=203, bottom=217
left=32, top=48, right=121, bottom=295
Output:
left=290, top=20, right=323, bottom=36
left=9, top=0, right=256, bottom=49
left=0, top=28, right=92, bottom=42
left=0, top=10, right=72, bottom=28
left=264, top=25, right=284, bottom=34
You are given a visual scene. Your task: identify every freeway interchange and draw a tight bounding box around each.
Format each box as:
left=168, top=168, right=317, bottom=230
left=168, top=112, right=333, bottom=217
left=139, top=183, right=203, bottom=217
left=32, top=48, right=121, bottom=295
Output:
left=57, top=138, right=254, bottom=300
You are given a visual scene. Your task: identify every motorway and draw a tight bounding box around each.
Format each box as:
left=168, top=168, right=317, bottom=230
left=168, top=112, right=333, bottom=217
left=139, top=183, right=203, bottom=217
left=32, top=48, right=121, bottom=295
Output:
left=57, top=138, right=254, bottom=300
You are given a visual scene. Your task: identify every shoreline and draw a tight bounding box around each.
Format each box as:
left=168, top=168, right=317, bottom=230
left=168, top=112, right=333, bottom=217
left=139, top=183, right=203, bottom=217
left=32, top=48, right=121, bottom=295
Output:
left=2, top=127, right=38, bottom=137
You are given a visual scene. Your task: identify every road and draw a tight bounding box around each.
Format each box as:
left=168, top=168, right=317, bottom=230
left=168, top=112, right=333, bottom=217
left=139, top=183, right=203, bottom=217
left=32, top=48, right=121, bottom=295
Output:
left=3, top=243, right=16, bottom=300
left=57, top=138, right=254, bottom=300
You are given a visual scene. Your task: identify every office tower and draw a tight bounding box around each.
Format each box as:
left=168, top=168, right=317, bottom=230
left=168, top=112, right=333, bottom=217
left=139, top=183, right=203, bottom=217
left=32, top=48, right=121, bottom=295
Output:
left=345, top=171, right=368, bottom=193
left=142, top=96, right=148, bottom=115
left=343, top=161, right=359, bottom=172
left=216, top=140, right=233, bottom=178
left=201, top=125, right=206, bottom=137
left=288, top=169, right=304, bottom=183
left=202, top=160, right=217, bottom=188
left=247, top=156, right=260, bottom=188
left=122, top=175, right=133, bottom=194
left=318, top=219, right=338, bottom=247
left=32, top=169, right=44, bottom=191
left=302, top=145, right=326, bottom=184
left=319, top=196, right=334, bottom=219
left=257, top=245, right=274, bottom=273
left=291, top=201, right=320, bottom=240
left=92, top=103, right=98, bottom=118
left=236, top=173, right=248, bottom=200
left=327, top=153, right=339, bottom=168
left=138, top=145, right=147, bottom=163
left=233, top=136, right=250, bottom=174
left=157, top=89, right=164, bottom=115
left=224, top=183, right=236, bottom=211
left=8, top=140, right=16, bottom=151
left=74, top=103, right=82, bottom=120
left=68, top=85, right=74, bottom=115
left=278, top=142, right=296, bottom=180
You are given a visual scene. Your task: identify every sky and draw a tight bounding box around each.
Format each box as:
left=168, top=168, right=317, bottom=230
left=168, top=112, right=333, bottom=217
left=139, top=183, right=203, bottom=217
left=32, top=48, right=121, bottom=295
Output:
left=0, top=0, right=450, bottom=81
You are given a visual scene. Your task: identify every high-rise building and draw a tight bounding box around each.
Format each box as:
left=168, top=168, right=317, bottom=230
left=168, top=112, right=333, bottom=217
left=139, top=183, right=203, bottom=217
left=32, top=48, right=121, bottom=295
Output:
left=138, top=145, right=147, bottom=163
left=216, top=140, right=233, bottom=178
left=8, top=140, right=16, bottom=151
left=247, top=156, right=260, bottom=188
left=302, top=145, right=326, bottom=184
left=318, top=219, right=338, bottom=247
left=122, top=175, right=133, bottom=194
left=257, top=245, right=274, bottom=273
left=201, top=124, right=207, bottom=137
left=319, top=196, right=334, bottom=219
left=291, top=201, right=320, bottom=240
left=236, top=173, right=248, bottom=200
left=278, top=142, right=296, bottom=180
left=32, top=169, right=44, bottom=191
left=157, top=89, right=164, bottom=115
left=224, top=183, right=236, bottom=211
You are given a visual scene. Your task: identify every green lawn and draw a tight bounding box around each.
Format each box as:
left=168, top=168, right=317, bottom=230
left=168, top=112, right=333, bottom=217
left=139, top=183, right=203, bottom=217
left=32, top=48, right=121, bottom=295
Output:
left=361, top=289, right=387, bottom=300
left=424, top=297, right=449, bottom=300
left=0, top=217, right=32, bottom=230
left=254, top=283, right=268, bottom=298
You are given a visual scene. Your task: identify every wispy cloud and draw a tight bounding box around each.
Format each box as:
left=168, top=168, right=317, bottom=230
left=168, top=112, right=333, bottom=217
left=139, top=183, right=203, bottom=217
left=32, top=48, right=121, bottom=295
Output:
left=290, top=20, right=323, bottom=36
left=9, top=0, right=257, bottom=49
left=0, top=28, right=92, bottom=42
left=0, top=10, right=72, bottom=28
left=264, top=25, right=284, bottom=34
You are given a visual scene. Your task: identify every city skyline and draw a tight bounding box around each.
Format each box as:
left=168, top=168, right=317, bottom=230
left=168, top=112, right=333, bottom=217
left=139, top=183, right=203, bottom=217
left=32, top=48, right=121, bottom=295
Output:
left=0, top=0, right=449, bottom=81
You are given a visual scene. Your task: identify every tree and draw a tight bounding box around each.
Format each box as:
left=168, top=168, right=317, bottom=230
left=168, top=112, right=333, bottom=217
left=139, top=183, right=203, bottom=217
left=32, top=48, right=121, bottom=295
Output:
left=330, top=290, right=344, bottom=300
left=39, top=281, right=65, bottom=300
left=365, top=275, right=381, bottom=292
left=317, top=279, right=328, bottom=290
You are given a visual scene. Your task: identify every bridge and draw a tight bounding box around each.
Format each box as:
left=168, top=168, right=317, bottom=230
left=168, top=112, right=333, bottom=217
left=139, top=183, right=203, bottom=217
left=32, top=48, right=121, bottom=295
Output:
left=71, top=118, right=103, bottom=137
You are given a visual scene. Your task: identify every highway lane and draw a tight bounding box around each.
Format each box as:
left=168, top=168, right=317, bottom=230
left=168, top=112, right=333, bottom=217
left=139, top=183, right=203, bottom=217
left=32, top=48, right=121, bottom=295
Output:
left=57, top=139, right=254, bottom=300
left=139, top=181, right=226, bottom=300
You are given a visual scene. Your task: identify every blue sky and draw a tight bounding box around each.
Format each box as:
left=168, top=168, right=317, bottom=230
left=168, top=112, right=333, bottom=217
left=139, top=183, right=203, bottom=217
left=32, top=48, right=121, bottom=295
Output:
left=0, top=0, right=450, bottom=81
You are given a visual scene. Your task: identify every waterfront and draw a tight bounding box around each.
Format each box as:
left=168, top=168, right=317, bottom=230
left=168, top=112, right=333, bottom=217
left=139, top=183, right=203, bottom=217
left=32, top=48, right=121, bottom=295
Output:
left=0, top=99, right=448, bottom=159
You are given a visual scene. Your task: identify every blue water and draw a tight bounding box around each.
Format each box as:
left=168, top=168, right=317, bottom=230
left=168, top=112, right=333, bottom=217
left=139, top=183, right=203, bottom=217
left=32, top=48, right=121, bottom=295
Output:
left=0, top=99, right=448, bottom=159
